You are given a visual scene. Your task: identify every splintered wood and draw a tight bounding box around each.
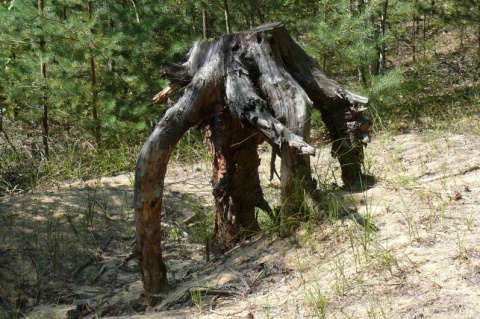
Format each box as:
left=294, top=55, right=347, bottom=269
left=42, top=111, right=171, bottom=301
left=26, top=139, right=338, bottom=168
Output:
left=135, top=22, right=371, bottom=306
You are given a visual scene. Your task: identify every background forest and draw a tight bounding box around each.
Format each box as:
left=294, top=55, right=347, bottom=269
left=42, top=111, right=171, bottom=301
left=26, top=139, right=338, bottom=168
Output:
left=1, top=0, right=479, bottom=193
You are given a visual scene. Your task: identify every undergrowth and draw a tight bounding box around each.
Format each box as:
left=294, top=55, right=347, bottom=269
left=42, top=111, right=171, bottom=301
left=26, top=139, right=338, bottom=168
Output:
left=355, top=64, right=480, bottom=134
left=0, top=136, right=139, bottom=196
left=0, top=126, right=210, bottom=196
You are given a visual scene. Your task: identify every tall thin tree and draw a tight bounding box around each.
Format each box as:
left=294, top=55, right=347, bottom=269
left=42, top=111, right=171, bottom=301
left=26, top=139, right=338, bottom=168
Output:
left=202, top=2, right=208, bottom=40
left=38, top=0, right=49, bottom=158
left=378, top=0, right=388, bottom=75
left=223, top=0, right=231, bottom=33
left=88, top=1, right=100, bottom=145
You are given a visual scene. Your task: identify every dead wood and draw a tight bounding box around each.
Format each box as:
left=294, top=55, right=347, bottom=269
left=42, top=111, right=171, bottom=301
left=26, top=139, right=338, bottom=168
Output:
left=134, top=22, right=372, bottom=305
left=417, top=165, right=480, bottom=183
left=226, top=265, right=252, bottom=293
left=154, top=286, right=244, bottom=312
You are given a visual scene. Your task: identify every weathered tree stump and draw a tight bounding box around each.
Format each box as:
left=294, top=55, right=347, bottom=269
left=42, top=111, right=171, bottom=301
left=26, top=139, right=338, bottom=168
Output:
left=135, top=22, right=372, bottom=306
left=204, top=106, right=269, bottom=252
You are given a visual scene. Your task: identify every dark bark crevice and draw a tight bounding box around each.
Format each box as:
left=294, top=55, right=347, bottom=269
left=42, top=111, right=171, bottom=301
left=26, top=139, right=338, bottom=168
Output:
left=206, top=105, right=270, bottom=252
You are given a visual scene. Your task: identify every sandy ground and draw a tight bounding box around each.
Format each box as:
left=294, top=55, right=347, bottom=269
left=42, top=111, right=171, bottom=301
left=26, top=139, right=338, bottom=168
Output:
left=1, top=129, right=480, bottom=319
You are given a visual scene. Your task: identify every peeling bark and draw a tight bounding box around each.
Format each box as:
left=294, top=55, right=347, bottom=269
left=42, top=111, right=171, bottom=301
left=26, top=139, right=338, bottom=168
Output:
left=134, top=41, right=225, bottom=305
left=205, top=105, right=269, bottom=252
left=136, top=22, right=372, bottom=305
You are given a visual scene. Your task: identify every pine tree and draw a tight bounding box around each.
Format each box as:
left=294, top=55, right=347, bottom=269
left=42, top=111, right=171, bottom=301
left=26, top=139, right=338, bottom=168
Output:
left=439, top=0, right=480, bottom=59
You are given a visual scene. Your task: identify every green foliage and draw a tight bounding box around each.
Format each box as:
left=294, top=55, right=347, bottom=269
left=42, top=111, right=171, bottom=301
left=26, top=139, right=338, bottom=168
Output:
left=363, top=67, right=405, bottom=128
left=172, top=129, right=210, bottom=165
left=0, top=0, right=479, bottom=191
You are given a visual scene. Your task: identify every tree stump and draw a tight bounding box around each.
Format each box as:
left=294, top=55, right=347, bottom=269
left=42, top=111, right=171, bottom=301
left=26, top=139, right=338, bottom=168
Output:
left=204, top=105, right=269, bottom=252
left=135, top=22, right=372, bottom=306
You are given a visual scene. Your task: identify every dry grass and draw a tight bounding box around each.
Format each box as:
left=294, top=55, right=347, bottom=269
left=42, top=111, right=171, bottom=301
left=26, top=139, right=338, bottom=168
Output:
left=1, top=124, right=480, bottom=318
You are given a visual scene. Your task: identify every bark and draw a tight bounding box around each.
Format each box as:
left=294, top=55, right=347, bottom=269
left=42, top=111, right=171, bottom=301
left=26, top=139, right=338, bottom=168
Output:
left=61, top=6, right=67, bottom=20
left=351, top=0, right=369, bottom=83
left=135, top=85, right=215, bottom=306
left=412, top=0, right=418, bottom=63
left=130, top=0, right=140, bottom=24
left=90, top=53, right=99, bottom=144
left=256, top=0, right=265, bottom=24
left=262, top=25, right=372, bottom=185
left=205, top=106, right=270, bottom=251
left=477, top=25, right=480, bottom=61
left=223, top=0, right=231, bottom=34
left=88, top=1, right=100, bottom=145
left=38, top=0, right=49, bottom=158
left=136, top=38, right=231, bottom=306
left=202, top=2, right=208, bottom=40
left=378, top=0, right=388, bottom=75
left=108, top=17, right=115, bottom=72
left=137, top=22, right=371, bottom=305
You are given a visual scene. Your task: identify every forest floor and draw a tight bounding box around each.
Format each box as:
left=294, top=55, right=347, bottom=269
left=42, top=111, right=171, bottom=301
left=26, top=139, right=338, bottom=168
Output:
left=2, top=123, right=480, bottom=319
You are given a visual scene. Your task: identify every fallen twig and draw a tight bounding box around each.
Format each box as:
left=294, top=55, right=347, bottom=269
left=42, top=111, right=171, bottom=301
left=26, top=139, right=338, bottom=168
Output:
left=417, top=165, right=480, bottom=183
left=90, top=264, right=108, bottom=284
left=210, top=294, right=219, bottom=312
left=342, top=209, right=379, bottom=232
left=226, top=265, right=251, bottom=293
left=188, top=287, right=244, bottom=297
left=120, top=252, right=137, bottom=267
left=155, top=286, right=243, bottom=312
left=209, top=292, right=247, bottom=317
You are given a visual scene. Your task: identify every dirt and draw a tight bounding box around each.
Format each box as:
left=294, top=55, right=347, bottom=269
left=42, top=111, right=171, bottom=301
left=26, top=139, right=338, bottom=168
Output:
left=1, top=128, right=480, bottom=319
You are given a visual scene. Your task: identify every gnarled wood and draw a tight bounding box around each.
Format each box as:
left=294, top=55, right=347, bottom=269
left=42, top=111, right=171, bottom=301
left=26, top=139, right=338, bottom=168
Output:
left=242, top=25, right=317, bottom=231
left=205, top=105, right=270, bottom=252
left=225, top=61, right=315, bottom=156
left=134, top=39, right=227, bottom=306
left=134, top=98, right=204, bottom=306
left=135, top=22, right=372, bottom=306
left=263, top=24, right=372, bottom=185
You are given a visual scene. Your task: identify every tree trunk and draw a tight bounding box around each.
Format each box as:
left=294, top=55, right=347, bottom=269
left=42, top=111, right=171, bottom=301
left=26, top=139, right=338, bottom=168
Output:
left=412, top=0, right=418, bottom=63
left=202, top=2, right=208, bottom=40
left=135, top=83, right=215, bottom=306
left=352, top=0, right=369, bottom=83
left=130, top=0, right=140, bottom=24
left=223, top=0, right=231, bottom=34
left=322, top=0, right=328, bottom=73
left=88, top=1, right=100, bottom=145
left=108, top=17, right=115, bottom=72
left=38, top=0, right=49, bottom=158
left=205, top=105, right=270, bottom=251
left=378, top=0, right=388, bottom=75
left=137, top=23, right=371, bottom=306
left=477, top=25, right=480, bottom=61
